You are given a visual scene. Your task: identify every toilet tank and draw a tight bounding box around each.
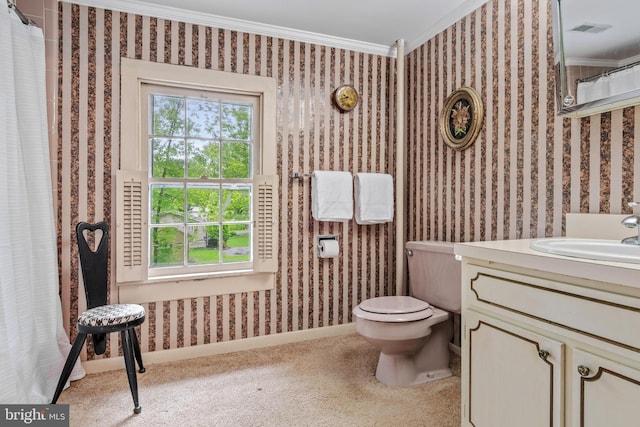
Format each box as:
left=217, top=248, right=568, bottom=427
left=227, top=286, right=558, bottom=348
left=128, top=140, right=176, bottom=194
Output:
left=406, top=241, right=461, bottom=313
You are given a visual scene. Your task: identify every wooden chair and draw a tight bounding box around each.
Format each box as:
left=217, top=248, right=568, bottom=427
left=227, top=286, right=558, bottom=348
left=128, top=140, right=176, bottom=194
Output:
left=51, top=222, right=146, bottom=414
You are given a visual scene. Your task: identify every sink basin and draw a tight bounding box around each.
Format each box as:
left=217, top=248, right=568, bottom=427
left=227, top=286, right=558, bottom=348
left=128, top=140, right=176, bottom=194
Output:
left=530, top=238, right=640, bottom=264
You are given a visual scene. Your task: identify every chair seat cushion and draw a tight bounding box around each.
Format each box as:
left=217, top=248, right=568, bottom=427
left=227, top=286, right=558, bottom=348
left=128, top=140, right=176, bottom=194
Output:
left=78, top=304, right=145, bottom=327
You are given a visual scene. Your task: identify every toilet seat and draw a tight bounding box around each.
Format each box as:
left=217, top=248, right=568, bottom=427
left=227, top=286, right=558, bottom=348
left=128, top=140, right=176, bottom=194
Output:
left=356, top=296, right=434, bottom=322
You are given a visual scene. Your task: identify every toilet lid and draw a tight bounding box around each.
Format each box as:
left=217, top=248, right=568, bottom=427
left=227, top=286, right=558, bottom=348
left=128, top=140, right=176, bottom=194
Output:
left=356, top=296, right=434, bottom=322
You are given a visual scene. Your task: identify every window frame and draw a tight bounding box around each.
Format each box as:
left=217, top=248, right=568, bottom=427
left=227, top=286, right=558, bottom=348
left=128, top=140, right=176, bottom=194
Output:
left=142, top=84, right=258, bottom=277
left=117, top=58, right=278, bottom=304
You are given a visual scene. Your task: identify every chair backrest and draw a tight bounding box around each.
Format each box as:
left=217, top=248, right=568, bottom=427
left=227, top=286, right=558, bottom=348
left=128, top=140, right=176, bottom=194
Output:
left=76, top=221, right=109, bottom=309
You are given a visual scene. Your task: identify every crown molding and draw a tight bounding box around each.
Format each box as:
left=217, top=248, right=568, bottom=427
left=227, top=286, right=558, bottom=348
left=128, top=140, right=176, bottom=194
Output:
left=61, top=0, right=397, bottom=57
left=404, top=0, right=490, bottom=53
left=564, top=57, right=619, bottom=68
left=565, top=53, right=640, bottom=68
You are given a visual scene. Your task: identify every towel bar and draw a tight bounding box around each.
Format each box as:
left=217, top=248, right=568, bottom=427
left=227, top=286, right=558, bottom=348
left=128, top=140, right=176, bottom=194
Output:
left=290, top=172, right=313, bottom=179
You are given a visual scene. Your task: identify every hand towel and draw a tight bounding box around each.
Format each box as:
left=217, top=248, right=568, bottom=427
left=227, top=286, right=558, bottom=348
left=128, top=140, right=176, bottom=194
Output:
left=354, top=172, right=394, bottom=224
left=312, top=171, right=353, bottom=222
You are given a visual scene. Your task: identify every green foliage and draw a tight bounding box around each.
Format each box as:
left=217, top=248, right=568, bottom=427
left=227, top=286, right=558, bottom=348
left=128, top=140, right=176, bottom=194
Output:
left=148, top=92, right=253, bottom=267
left=226, top=234, right=249, bottom=248
left=221, top=103, right=251, bottom=140
left=152, top=95, right=185, bottom=136
left=188, top=141, right=220, bottom=179
left=186, top=234, right=250, bottom=264
left=150, top=227, right=184, bottom=266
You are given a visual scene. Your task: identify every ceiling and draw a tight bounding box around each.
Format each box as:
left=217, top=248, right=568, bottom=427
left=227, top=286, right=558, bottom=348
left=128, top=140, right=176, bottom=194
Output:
left=561, top=0, right=640, bottom=65
left=69, top=0, right=638, bottom=60
left=110, top=0, right=489, bottom=54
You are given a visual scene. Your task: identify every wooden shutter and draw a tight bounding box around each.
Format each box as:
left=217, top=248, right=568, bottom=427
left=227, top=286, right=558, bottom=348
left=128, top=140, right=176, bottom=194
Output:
left=253, top=175, right=279, bottom=273
left=116, top=170, right=148, bottom=283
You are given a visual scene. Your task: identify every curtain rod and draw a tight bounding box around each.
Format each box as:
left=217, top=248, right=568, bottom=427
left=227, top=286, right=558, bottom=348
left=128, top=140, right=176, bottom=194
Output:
left=578, top=60, right=640, bottom=84
left=7, top=0, right=35, bottom=25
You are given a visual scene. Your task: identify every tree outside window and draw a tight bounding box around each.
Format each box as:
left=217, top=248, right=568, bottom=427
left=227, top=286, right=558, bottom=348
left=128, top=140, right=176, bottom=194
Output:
left=148, top=92, right=253, bottom=269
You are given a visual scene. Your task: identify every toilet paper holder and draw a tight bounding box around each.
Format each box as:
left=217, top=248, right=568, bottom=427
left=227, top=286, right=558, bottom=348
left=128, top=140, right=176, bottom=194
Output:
left=317, top=235, right=338, bottom=258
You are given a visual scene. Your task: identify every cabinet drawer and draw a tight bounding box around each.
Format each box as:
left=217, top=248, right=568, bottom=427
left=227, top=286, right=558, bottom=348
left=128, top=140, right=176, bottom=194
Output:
left=466, top=266, right=640, bottom=353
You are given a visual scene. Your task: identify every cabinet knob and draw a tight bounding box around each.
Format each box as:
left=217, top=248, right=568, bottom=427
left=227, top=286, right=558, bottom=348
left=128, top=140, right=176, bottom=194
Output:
left=538, top=349, right=550, bottom=361
left=577, top=365, right=591, bottom=377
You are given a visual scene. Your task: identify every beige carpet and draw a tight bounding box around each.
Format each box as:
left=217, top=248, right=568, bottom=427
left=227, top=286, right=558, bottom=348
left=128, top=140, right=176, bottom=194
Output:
left=57, top=334, right=460, bottom=426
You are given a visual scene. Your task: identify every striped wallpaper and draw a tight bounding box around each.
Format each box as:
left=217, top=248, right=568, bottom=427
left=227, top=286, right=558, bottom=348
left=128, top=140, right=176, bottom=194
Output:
left=56, top=3, right=397, bottom=361
left=406, top=0, right=640, bottom=244
left=51, top=0, right=640, bottom=364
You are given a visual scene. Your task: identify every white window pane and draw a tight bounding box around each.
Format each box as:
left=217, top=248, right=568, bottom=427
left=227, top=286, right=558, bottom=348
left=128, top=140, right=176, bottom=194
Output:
left=152, top=95, right=185, bottom=137
left=150, top=183, right=185, bottom=224
left=150, top=226, right=185, bottom=267
left=187, top=98, right=220, bottom=138
left=222, top=141, right=251, bottom=178
left=187, top=139, right=219, bottom=179
left=187, top=184, right=220, bottom=223
left=221, top=103, right=252, bottom=141
left=222, top=224, right=251, bottom=263
left=151, top=137, right=185, bottom=178
left=187, top=225, right=220, bottom=266
left=221, top=184, right=251, bottom=221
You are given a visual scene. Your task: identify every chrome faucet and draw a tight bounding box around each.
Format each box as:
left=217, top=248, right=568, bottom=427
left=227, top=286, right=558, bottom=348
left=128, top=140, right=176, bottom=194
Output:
left=621, top=201, right=640, bottom=245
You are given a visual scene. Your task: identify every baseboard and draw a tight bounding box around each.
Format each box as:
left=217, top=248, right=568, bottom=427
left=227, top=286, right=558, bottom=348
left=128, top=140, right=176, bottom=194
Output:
left=82, top=323, right=357, bottom=374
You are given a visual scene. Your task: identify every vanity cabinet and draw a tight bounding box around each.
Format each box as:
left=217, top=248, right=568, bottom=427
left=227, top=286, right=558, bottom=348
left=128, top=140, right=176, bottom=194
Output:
left=465, top=310, right=564, bottom=426
left=571, top=349, right=640, bottom=426
left=458, top=250, right=640, bottom=427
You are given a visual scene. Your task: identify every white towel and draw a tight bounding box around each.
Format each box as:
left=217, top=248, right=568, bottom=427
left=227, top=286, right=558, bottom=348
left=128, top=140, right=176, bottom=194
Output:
left=312, top=171, right=353, bottom=222
left=354, top=173, right=394, bottom=224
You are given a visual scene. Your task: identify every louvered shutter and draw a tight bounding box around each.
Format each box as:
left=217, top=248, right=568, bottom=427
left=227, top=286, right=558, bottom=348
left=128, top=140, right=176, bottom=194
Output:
left=116, top=170, right=148, bottom=283
left=253, top=175, right=279, bottom=273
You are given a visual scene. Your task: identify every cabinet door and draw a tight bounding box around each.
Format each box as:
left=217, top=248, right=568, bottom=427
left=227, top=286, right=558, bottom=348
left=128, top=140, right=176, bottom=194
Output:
left=572, top=349, right=640, bottom=427
left=463, top=311, right=564, bottom=427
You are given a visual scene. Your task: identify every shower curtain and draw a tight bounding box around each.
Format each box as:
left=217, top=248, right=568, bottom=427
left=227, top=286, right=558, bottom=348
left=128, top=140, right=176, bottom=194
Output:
left=0, top=3, right=84, bottom=403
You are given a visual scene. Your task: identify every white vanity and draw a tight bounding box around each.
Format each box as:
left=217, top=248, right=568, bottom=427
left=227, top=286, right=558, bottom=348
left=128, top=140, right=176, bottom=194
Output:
left=455, top=239, right=640, bottom=427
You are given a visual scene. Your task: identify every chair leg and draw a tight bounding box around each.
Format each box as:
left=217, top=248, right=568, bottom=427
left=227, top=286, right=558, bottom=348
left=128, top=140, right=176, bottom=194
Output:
left=51, top=333, right=87, bottom=404
left=121, top=330, right=142, bottom=414
left=92, top=333, right=107, bottom=355
left=128, top=328, right=145, bottom=373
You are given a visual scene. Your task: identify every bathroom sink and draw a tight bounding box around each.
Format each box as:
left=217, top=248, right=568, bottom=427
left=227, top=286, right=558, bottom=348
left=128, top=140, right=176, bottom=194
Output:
left=530, top=238, right=640, bottom=264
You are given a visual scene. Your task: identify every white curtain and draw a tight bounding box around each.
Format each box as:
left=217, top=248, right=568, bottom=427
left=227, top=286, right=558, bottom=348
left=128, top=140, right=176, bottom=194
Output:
left=577, top=64, right=640, bottom=104
left=608, top=65, right=640, bottom=98
left=0, top=4, right=84, bottom=403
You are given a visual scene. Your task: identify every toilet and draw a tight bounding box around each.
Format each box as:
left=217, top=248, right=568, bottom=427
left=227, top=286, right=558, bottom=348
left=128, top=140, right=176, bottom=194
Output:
left=352, top=241, right=461, bottom=386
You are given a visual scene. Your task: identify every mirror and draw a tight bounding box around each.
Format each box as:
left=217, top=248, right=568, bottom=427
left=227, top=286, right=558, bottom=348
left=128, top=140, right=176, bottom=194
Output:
left=553, top=0, right=640, bottom=117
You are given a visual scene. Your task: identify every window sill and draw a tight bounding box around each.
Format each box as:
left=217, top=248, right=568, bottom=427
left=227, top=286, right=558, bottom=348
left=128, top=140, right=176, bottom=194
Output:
left=117, top=271, right=275, bottom=304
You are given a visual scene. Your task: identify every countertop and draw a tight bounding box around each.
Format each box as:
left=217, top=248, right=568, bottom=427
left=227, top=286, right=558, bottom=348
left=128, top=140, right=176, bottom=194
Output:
left=454, top=238, right=640, bottom=290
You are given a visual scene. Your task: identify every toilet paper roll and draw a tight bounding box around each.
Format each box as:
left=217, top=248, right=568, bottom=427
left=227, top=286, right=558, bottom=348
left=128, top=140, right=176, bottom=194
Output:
left=319, top=239, right=339, bottom=258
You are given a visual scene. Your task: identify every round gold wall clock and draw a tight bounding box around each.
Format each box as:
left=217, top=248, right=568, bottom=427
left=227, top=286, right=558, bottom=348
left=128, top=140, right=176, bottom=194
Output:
left=333, top=84, right=359, bottom=112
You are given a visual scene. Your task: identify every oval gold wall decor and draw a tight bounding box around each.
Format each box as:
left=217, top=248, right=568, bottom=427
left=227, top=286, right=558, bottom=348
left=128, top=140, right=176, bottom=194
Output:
left=439, top=87, right=484, bottom=151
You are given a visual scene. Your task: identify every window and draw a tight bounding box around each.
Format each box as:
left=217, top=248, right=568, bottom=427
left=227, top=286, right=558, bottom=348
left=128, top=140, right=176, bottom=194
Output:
left=117, top=59, right=278, bottom=303
left=144, top=85, right=257, bottom=277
